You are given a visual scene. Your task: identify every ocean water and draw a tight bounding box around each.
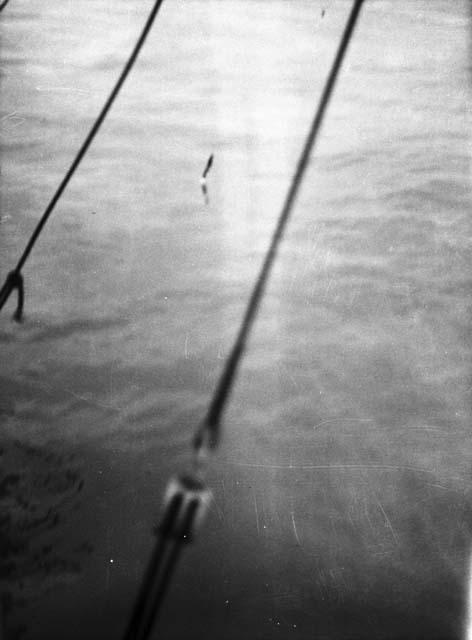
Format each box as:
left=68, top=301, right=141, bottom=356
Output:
left=1, top=1, right=471, bottom=638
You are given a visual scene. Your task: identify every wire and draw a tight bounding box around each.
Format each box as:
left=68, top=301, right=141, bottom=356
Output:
left=194, top=0, right=366, bottom=453
left=122, top=4, right=366, bottom=637
left=0, top=0, right=166, bottom=320
left=122, top=477, right=210, bottom=640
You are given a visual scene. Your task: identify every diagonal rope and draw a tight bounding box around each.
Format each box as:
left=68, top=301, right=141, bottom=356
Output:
left=0, top=0, right=166, bottom=321
left=194, top=0, right=366, bottom=453
left=122, top=4, right=367, bottom=639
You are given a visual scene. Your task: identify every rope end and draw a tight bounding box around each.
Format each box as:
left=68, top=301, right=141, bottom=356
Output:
left=192, top=420, right=220, bottom=456
left=0, top=271, right=24, bottom=322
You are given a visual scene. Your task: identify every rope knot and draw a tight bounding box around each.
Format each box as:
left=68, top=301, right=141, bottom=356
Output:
left=0, top=270, right=24, bottom=322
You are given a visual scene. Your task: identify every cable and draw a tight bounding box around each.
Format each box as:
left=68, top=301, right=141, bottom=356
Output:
left=0, top=0, right=166, bottom=321
left=122, top=476, right=211, bottom=640
left=123, top=3, right=366, bottom=638
left=193, top=0, right=366, bottom=453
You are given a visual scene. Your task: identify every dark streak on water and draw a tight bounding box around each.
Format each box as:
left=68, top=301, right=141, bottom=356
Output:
left=1, top=1, right=471, bottom=638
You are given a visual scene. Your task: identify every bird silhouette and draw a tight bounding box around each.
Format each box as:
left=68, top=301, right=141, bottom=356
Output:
left=200, top=153, right=214, bottom=204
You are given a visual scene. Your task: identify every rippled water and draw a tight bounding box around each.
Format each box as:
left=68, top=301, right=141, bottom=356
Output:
left=1, top=1, right=471, bottom=638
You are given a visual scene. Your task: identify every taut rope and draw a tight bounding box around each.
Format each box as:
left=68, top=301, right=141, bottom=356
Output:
left=0, top=0, right=166, bottom=321
left=123, top=2, right=366, bottom=638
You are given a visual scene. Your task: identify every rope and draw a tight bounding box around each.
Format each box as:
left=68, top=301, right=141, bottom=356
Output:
left=0, top=271, right=24, bottom=322
left=122, top=476, right=211, bottom=640
left=0, top=0, right=166, bottom=320
left=193, top=0, right=366, bottom=453
left=123, top=3, right=366, bottom=638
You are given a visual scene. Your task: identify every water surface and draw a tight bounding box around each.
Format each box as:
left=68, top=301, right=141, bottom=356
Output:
left=1, top=1, right=471, bottom=638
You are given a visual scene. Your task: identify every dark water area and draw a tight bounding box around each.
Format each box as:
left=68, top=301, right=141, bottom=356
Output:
left=1, top=1, right=471, bottom=638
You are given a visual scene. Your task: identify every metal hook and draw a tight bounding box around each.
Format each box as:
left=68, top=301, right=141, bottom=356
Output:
left=0, top=270, right=24, bottom=322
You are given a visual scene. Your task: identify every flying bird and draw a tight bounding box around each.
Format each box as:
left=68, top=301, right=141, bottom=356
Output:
left=200, top=153, right=214, bottom=204
left=202, top=153, right=213, bottom=180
